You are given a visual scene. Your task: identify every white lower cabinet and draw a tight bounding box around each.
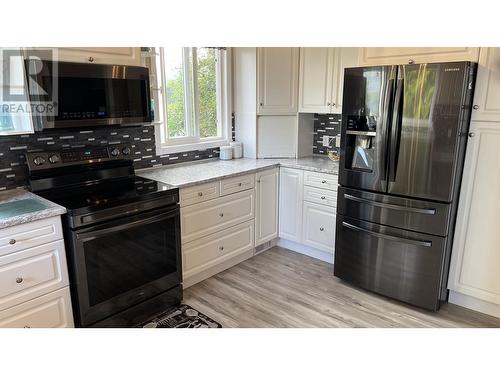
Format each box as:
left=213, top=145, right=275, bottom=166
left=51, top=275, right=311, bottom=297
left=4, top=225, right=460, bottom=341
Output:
left=183, top=220, right=254, bottom=279
left=0, top=287, right=73, bottom=328
left=0, top=216, right=73, bottom=327
left=302, top=202, right=336, bottom=254
left=255, top=168, right=279, bottom=246
left=448, top=121, right=500, bottom=317
left=279, top=168, right=304, bottom=242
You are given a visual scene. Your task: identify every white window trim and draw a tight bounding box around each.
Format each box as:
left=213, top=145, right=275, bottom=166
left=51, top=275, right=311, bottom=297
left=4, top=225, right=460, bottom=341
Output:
left=153, top=47, right=232, bottom=155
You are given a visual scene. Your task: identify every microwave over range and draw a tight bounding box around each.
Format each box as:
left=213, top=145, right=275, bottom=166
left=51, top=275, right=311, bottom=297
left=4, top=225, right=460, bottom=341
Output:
left=25, top=59, right=152, bottom=129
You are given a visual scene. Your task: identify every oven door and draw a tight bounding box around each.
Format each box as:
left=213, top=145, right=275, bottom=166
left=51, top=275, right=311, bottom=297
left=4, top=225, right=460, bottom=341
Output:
left=67, top=205, right=181, bottom=327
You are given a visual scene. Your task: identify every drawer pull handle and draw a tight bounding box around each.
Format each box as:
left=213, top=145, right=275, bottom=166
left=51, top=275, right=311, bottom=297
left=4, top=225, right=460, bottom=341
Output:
left=9, top=239, right=16, bottom=245
left=319, top=227, right=324, bottom=231
left=219, top=213, right=224, bottom=218
left=321, top=196, right=326, bottom=200
left=219, top=246, right=224, bottom=251
left=16, top=277, right=23, bottom=284
left=321, top=180, right=327, bottom=184
left=198, top=192, right=203, bottom=197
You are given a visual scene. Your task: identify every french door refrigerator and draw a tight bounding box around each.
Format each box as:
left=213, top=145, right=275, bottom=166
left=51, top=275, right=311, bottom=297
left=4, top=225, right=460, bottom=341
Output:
left=334, top=62, right=477, bottom=310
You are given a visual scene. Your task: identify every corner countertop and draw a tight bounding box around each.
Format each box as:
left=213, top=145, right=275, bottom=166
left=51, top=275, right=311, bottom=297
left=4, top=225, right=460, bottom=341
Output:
left=137, top=156, right=339, bottom=188
left=0, top=189, right=66, bottom=230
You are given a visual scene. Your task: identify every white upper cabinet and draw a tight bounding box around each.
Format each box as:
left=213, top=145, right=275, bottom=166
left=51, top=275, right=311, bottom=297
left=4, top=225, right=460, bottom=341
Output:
left=448, top=121, right=500, bottom=306
left=471, top=48, right=500, bottom=122
left=298, top=48, right=359, bottom=114
left=257, top=48, right=299, bottom=115
left=359, top=47, right=480, bottom=66
left=0, top=48, right=35, bottom=135
left=57, top=47, right=143, bottom=65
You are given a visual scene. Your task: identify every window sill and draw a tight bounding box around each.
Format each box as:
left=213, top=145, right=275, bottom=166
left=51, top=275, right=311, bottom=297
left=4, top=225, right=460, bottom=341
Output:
left=155, top=139, right=229, bottom=155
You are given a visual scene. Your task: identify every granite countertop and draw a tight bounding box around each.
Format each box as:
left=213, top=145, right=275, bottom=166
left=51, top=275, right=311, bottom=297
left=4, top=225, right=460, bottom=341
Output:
left=137, top=156, right=339, bottom=188
left=0, top=189, right=66, bottom=230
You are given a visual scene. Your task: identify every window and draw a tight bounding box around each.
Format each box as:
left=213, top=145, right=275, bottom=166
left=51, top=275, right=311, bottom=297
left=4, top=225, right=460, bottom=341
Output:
left=152, top=47, right=230, bottom=154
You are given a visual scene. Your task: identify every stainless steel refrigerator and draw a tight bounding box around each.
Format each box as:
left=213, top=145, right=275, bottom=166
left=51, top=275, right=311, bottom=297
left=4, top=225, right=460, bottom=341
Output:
left=334, top=62, right=477, bottom=310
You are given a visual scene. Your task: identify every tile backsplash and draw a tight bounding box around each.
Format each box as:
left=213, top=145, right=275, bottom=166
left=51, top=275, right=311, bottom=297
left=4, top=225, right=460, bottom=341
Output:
left=0, top=124, right=221, bottom=191
left=312, top=113, right=342, bottom=155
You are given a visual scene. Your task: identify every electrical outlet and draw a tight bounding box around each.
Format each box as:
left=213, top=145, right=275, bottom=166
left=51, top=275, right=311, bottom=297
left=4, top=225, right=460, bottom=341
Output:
left=322, top=135, right=330, bottom=147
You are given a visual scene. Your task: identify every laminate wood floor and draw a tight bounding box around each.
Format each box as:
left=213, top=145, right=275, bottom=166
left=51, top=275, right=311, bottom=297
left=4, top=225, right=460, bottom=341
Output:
left=183, top=246, right=500, bottom=328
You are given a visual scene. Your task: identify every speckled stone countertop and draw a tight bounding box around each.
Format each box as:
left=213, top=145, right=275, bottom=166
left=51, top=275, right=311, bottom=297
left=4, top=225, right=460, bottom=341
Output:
left=137, top=156, right=339, bottom=188
left=0, top=189, right=66, bottom=229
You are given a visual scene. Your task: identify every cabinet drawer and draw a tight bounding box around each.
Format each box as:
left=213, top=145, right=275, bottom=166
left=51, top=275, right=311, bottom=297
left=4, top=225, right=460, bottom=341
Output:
left=183, top=220, right=254, bottom=278
left=0, top=287, right=74, bottom=328
left=303, top=185, right=337, bottom=207
left=0, top=240, right=69, bottom=310
left=220, top=173, right=255, bottom=196
left=180, top=182, right=220, bottom=207
left=303, top=171, right=338, bottom=191
left=181, top=189, right=255, bottom=244
left=0, top=216, right=63, bottom=256
left=302, top=201, right=336, bottom=253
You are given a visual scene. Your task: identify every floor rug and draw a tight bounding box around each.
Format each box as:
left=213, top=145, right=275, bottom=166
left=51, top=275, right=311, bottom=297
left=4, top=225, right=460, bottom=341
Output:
left=140, top=304, right=222, bottom=328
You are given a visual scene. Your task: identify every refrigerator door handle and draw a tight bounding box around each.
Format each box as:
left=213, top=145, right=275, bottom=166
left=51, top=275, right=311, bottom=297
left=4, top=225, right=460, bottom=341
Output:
left=344, top=194, right=437, bottom=215
left=380, top=76, right=395, bottom=182
left=342, top=221, right=432, bottom=247
left=389, top=70, right=405, bottom=182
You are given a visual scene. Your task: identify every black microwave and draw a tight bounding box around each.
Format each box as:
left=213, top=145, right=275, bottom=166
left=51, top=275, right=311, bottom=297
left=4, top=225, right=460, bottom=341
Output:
left=25, top=59, right=152, bottom=129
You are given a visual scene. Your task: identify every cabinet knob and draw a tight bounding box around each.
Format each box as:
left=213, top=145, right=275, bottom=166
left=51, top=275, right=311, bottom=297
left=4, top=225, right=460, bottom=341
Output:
left=473, top=104, right=479, bottom=110
left=331, top=103, right=336, bottom=107
left=198, top=192, right=203, bottom=197
left=88, top=56, right=95, bottom=62
left=319, top=227, right=325, bottom=232
left=218, top=246, right=224, bottom=251
left=219, top=213, right=224, bottom=217
left=321, top=196, right=326, bottom=200
left=238, top=182, right=242, bottom=187
left=259, top=102, right=263, bottom=107
left=408, top=59, right=415, bottom=64
left=468, top=132, right=475, bottom=138
left=321, top=180, right=326, bottom=184
left=9, top=239, right=16, bottom=245
left=326, top=102, right=330, bottom=106
left=24, top=326, right=31, bottom=328
left=16, top=277, right=23, bottom=284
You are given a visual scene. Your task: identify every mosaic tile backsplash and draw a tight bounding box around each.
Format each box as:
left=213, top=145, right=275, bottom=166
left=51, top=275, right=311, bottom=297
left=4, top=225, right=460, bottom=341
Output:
left=0, top=124, right=222, bottom=191
left=312, top=113, right=342, bottom=155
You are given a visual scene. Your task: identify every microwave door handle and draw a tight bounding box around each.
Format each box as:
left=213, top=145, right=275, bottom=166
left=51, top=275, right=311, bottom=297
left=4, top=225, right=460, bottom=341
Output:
left=343, top=193, right=436, bottom=215
left=389, top=69, right=404, bottom=182
left=342, top=221, right=432, bottom=247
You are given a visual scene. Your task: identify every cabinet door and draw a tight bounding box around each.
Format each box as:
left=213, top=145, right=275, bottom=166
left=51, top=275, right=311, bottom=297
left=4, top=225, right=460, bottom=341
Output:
left=298, top=48, right=334, bottom=113
left=448, top=122, right=500, bottom=305
left=332, top=48, right=360, bottom=114
left=56, top=47, right=143, bottom=66
left=359, top=47, right=479, bottom=66
left=278, top=168, right=303, bottom=242
left=302, top=201, right=336, bottom=253
left=255, top=168, right=279, bottom=246
left=471, top=48, right=500, bottom=122
left=257, top=48, right=299, bottom=115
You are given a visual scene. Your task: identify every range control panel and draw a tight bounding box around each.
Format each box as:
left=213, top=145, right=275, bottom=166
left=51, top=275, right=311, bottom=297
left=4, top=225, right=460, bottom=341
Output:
left=27, top=144, right=132, bottom=171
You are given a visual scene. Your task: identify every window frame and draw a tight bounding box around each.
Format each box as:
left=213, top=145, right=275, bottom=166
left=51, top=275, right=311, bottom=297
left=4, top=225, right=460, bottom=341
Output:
left=153, top=47, right=232, bottom=155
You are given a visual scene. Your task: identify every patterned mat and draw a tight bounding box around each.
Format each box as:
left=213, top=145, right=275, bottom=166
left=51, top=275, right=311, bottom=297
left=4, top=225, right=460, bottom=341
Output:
left=140, top=304, right=222, bottom=328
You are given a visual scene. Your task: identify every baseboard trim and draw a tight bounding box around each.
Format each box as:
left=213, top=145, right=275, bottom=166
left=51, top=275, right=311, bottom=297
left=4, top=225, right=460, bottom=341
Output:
left=449, top=290, right=500, bottom=319
left=277, top=238, right=333, bottom=264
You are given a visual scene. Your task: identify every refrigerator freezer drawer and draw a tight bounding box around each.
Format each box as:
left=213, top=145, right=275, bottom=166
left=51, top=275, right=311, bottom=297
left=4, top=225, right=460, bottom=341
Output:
left=334, top=214, right=446, bottom=310
left=336, top=186, right=452, bottom=236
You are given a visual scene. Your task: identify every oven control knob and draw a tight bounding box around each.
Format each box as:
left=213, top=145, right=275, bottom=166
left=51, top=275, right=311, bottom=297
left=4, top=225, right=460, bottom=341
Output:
left=121, top=147, right=131, bottom=155
left=33, top=156, right=46, bottom=166
left=48, top=154, right=60, bottom=164
left=110, top=148, right=120, bottom=157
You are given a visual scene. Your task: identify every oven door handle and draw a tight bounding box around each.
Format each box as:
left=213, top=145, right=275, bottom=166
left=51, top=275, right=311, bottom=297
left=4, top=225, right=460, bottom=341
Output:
left=342, top=221, right=432, bottom=247
left=76, top=206, right=179, bottom=239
